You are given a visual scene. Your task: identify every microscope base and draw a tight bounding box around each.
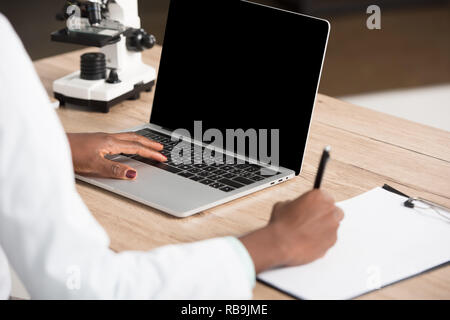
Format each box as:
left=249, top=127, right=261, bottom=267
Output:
left=54, top=80, right=155, bottom=113
left=53, top=65, right=157, bottom=113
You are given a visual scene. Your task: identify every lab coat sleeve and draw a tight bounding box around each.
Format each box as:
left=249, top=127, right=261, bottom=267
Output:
left=0, top=14, right=255, bottom=299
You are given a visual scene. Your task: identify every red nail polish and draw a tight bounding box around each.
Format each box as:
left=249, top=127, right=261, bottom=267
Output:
left=126, top=170, right=137, bottom=179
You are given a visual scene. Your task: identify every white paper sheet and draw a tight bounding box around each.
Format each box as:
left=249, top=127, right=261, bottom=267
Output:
left=258, top=187, right=450, bottom=299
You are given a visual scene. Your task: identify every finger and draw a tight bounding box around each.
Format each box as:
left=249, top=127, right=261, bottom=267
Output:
left=334, top=207, right=344, bottom=222
left=99, top=159, right=138, bottom=180
left=108, top=139, right=167, bottom=162
left=328, top=233, right=338, bottom=247
left=318, top=189, right=335, bottom=204
left=113, top=132, right=164, bottom=151
left=306, top=189, right=334, bottom=207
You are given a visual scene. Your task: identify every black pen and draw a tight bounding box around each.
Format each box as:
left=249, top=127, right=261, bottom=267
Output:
left=313, top=146, right=331, bottom=189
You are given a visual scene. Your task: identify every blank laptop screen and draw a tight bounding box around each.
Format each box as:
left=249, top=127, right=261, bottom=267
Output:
left=150, top=0, right=329, bottom=175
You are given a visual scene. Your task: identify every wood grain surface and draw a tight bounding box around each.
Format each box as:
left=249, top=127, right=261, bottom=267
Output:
left=33, top=46, right=450, bottom=300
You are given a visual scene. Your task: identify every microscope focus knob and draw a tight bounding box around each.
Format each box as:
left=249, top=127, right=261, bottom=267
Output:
left=142, top=34, right=156, bottom=49
left=126, top=29, right=156, bottom=52
left=80, top=52, right=106, bottom=80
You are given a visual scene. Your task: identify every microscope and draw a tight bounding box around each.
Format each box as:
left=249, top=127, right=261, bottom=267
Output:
left=51, top=0, right=157, bottom=113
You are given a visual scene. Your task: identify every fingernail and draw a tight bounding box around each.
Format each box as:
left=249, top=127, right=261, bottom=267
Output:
left=162, top=155, right=168, bottom=162
left=126, top=170, right=137, bottom=179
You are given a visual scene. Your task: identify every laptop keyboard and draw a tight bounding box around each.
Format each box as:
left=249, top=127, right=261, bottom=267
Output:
left=125, top=128, right=278, bottom=192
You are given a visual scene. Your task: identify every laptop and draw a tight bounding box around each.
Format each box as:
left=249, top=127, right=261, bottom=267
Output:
left=77, top=0, right=330, bottom=217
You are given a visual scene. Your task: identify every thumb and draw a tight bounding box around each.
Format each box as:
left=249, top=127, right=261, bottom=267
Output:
left=100, top=159, right=137, bottom=180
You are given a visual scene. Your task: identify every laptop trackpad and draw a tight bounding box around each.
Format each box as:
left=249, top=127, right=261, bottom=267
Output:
left=82, top=161, right=225, bottom=216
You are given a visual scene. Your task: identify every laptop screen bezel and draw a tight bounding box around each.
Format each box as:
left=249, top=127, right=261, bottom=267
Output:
left=149, top=0, right=330, bottom=176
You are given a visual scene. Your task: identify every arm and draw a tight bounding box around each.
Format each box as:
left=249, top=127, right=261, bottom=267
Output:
left=0, top=15, right=253, bottom=299
left=0, top=14, right=343, bottom=299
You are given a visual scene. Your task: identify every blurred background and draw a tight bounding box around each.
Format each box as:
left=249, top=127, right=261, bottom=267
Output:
left=0, top=0, right=449, bottom=299
left=0, top=0, right=449, bottom=130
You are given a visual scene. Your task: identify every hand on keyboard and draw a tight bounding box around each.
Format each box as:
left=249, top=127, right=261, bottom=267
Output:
left=130, top=128, right=280, bottom=191
left=67, top=132, right=166, bottom=180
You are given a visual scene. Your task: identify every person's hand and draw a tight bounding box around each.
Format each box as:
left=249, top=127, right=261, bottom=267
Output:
left=67, top=132, right=166, bottom=180
left=240, top=189, right=344, bottom=273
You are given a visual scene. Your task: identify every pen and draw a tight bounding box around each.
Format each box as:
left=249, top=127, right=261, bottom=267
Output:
left=313, top=146, right=331, bottom=189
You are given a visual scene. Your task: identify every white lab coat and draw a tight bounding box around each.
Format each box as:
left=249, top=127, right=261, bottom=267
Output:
left=0, top=14, right=255, bottom=299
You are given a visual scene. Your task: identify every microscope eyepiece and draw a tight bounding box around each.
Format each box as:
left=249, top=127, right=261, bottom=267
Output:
left=86, top=2, right=102, bottom=25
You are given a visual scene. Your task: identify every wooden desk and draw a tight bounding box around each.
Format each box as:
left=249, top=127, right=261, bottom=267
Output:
left=34, top=46, right=450, bottom=300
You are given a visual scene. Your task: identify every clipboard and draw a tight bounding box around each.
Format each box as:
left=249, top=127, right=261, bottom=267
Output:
left=258, top=186, right=450, bottom=300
